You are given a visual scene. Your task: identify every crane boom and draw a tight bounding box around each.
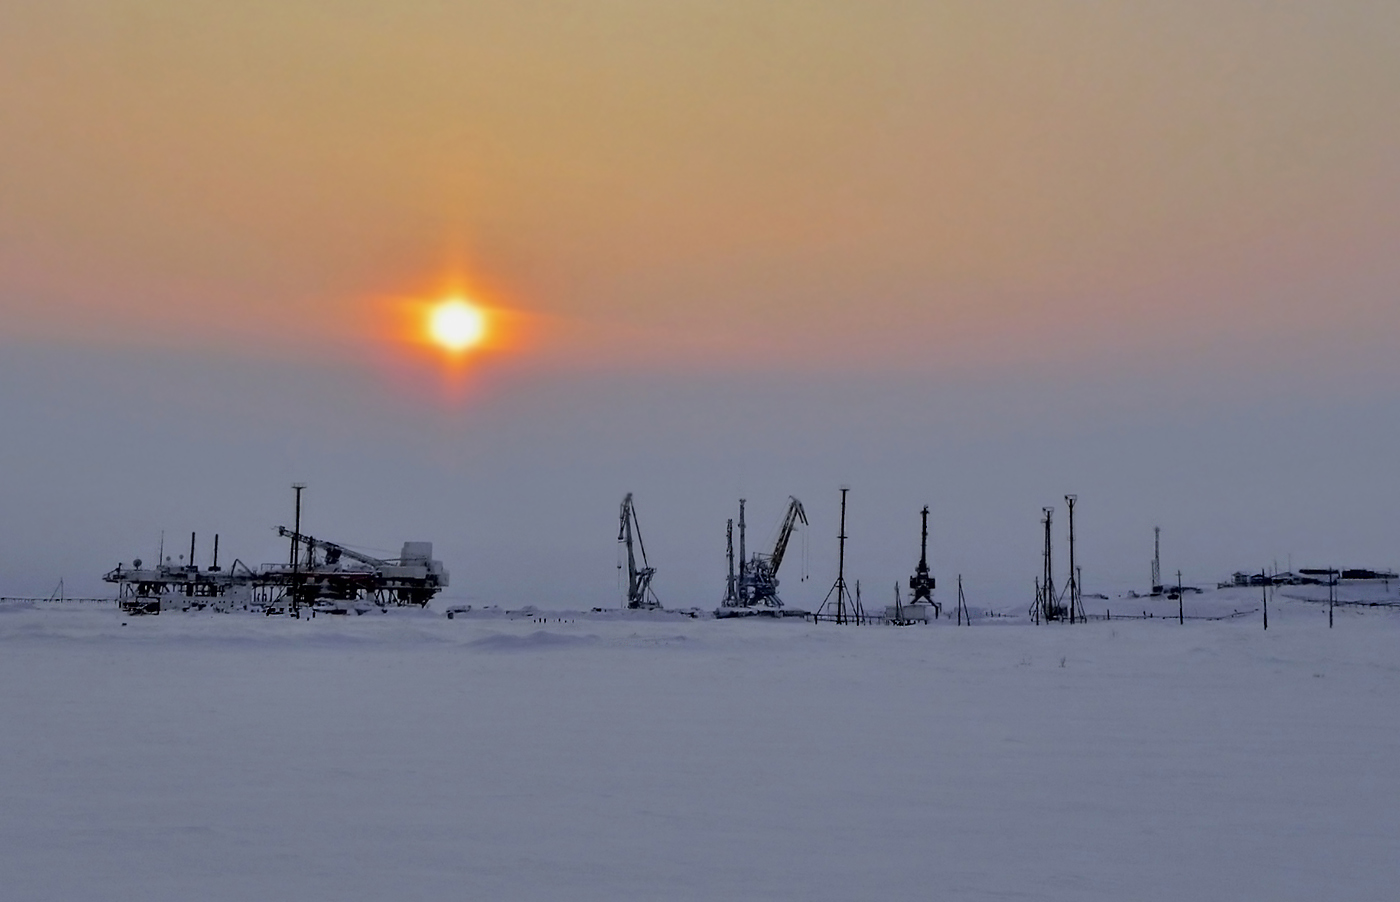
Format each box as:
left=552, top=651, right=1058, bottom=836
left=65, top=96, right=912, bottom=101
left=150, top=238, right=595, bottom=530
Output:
left=768, top=496, right=807, bottom=577
left=617, top=493, right=660, bottom=610
left=277, top=526, right=387, bottom=568
left=724, top=495, right=806, bottom=609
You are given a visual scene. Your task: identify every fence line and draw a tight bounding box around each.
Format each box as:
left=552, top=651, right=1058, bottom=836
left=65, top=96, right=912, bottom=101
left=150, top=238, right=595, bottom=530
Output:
left=1278, top=593, right=1400, bottom=609
left=1085, top=608, right=1260, bottom=622
left=0, top=596, right=115, bottom=605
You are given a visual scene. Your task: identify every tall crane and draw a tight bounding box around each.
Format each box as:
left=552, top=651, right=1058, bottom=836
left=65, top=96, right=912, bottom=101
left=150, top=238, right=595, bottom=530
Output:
left=727, top=496, right=807, bottom=608
left=908, top=506, right=939, bottom=616
left=618, top=493, right=660, bottom=610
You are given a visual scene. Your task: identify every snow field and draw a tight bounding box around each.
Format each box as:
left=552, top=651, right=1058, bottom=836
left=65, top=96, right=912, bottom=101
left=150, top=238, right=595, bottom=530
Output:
left=1, top=600, right=1397, bottom=900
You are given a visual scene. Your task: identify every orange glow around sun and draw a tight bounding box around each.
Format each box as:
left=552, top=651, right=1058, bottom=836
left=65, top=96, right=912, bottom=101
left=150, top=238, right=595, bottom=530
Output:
left=366, top=275, right=547, bottom=405
left=370, top=283, right=540, bottom=404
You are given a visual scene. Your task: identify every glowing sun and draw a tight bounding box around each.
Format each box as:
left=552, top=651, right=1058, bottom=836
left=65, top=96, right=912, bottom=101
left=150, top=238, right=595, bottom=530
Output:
left=428, top=299, right=487, bottom=352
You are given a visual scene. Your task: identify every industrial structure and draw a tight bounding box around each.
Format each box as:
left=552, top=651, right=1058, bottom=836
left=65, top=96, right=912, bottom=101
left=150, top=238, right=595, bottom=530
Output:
left=104, top=488, right=448, bottom=615
left=718, top=496, right=808, bottom=616
left=816, top=487, right=865, bottom=624
left=617, top=493, right=660, bottom=610
left=1064, top=494, right=1084, bottom=622
left=1032, top=506, right=1066, bottom=623
left=1031, top=499, right=1086, bottom=624
left=907, top=506, right=939, bottom=619
left=885, top=505, right=939, bottom=625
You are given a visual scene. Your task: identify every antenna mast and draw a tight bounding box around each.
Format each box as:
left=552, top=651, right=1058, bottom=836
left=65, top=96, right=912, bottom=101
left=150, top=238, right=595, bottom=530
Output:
left=1065, top=495, right=1083, bottom=623
left=817, top=486, right=863, bottom=624
left=290, top=483, right=306, bottom=618
left=1152, top=526, right=1162, bottom=595
left=1033, top=506, right=1063, bottom=622
left=724, top=518, right=737, bottom=606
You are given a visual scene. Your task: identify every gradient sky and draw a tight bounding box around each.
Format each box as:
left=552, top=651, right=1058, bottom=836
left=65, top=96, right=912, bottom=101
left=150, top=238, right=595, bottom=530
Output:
left=2, top=2, right=1398, bottom=606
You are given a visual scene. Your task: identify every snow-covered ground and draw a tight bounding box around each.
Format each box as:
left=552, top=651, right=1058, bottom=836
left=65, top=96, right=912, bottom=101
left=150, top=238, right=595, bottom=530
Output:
left=2, top=586, right=1398, bottom=900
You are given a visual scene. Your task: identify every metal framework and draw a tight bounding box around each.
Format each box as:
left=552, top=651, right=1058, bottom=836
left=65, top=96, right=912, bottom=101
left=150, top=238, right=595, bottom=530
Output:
left=1032, top=506, right=1067, bottom=623
left=105, top=533, right=449, bottom=615
left=618, top=492, right=660, bottom=610
left=816, top=487, right=865, bottom=624
left=104, top=488, right=448, bottom=615
left=719, top=496, right=807, bottom=613
left=1064, top=494, right=1085, bottom=622
left=907, top=505, right=940, bottom=618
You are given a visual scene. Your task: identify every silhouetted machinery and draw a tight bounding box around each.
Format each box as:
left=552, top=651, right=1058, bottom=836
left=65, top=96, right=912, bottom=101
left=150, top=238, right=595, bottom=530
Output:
left=908, top=505, right=940, bottom=617
left=276, top=526, right=448, bottom=608
left=105, top=528, right=449, bottom=614
left=618, top=492, right=661, bottom=610
left=720, top=496, right=807, bottom=613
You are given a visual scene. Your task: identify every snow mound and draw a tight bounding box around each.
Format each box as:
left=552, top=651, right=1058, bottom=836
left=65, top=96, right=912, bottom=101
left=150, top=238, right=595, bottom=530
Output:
left=467, top=629, right=601, bottom=651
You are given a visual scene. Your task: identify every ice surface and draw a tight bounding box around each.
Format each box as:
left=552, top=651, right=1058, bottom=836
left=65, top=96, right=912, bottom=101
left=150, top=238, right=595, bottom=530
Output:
left=2, top=589, right=1398, bottom=900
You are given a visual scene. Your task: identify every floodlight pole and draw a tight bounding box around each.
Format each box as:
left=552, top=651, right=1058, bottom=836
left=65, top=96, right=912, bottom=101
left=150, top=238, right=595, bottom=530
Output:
left=836, top=487, right=849, bottom=623
left=291, top=483, right=306, bottom=618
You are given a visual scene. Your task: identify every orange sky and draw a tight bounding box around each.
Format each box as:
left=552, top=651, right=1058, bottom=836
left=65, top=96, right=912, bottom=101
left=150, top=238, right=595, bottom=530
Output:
left=2, top=1, right=1398, bottom=374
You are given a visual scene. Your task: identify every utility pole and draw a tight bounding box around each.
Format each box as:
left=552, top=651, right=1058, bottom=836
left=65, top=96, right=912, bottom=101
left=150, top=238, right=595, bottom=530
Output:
left=956, top=574, right=969, bottom=625
left=1152, top=526, right=1162, bottom=595
left=738, top=499, right=747, bottom=603
left=1065, top=495, right=1079, bottom=624
left=1041, top=507, right=1056, bottom=621
left=1262, top=568, right=1268, bottom=630
left=1177, top=569, right=1183, bottom=625
left=724, top=519, right=737, bottom=606
left=186, top=531, right=197, bottom=597
left=291, top=483, right=305, bottom=618
left=1329, top=566, right=1336, bottom=628
left=836, top=487, right=849, bottom=623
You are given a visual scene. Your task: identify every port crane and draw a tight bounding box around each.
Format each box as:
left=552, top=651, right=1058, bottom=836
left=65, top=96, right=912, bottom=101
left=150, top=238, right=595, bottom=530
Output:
left=722, top=496, right=807, bottom=609
left=617, top=493, right=660, bottom=610
left=908, top=506, right=940, bottom=617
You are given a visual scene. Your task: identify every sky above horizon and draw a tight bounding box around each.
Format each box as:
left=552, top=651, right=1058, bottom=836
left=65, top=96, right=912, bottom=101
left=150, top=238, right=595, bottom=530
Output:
left=2, top=2, right=1398, bottom=604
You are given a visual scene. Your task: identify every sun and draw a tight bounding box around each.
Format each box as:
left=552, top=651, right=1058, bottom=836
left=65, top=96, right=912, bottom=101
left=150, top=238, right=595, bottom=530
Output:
left=428, top=299, right=487, bottom=352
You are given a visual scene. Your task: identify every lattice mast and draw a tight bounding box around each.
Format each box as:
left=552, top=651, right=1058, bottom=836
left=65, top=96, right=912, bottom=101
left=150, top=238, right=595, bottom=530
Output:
left=1065, top=494, right=1084, bottom=622
left=909, top=505, right=936, bottom=605
left=817, top=487, right=864, bottom=624
left=1033, top=506, right=1065, bottom=622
